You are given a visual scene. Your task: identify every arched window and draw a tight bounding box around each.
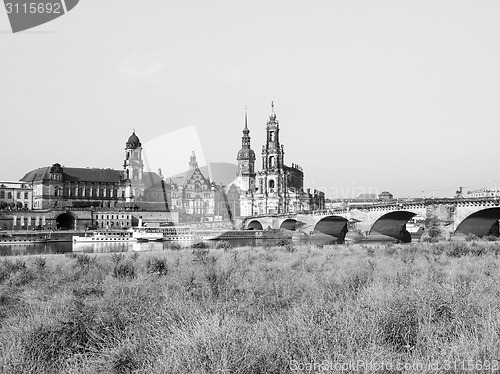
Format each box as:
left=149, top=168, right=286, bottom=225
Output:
left=269, top=156, right=275, bottom=168
left=269, top=180, right=275, bottom=189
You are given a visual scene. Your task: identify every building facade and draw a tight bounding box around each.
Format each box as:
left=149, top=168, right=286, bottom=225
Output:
left=466, top=188, right=500, bottom=198
left=168, top=152, right=239, bottom=222
left=0, top=182, right=33, bottom=210
left=21, top=132, right=161, bottom=210
left=236, top=103, right=325, bottom=216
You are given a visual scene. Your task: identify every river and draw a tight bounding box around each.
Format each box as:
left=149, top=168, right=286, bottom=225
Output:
left=0, top=235, right=357, bottom=257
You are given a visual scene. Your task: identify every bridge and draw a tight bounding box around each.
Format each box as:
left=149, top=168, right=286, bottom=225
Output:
left=236, top=198, right=500, bottom=243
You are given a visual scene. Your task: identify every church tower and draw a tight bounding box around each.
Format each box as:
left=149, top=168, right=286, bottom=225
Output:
left=262, top=101, right=284, bottom=175
left=236, top=109, right=256, bottom=217
left=236, top=109, right=256, bottom=193
left=123, top=131, right=144, bottom=202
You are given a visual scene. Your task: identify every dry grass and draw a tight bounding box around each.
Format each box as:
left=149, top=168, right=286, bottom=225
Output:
left=0, top=241, right=500, bottom=373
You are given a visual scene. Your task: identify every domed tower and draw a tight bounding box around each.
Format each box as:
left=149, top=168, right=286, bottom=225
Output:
left=253, top=102, right=286, bottom=215
left=262, top=101, right=284, bottom=172
left=261, top=102, right=284, bottom=192
left=123, top=131, right=144, bottom=202
left=236, top=109, right=256, bottom=193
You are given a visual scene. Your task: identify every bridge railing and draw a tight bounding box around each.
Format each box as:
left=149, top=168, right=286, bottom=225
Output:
left=242, top=197, right=500, bottom=220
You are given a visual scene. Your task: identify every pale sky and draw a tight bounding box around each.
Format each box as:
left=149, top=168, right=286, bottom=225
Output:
left=1, top=1, right=500, bottom=199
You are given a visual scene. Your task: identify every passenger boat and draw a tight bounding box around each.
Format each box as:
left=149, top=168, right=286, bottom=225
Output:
left=161, top=226, right=194, bottom=242
left=0, top=234, right=49, bottom=245
left=72, top=230, right=136, bottom=243
left=131, top=227, right=164, bottom=242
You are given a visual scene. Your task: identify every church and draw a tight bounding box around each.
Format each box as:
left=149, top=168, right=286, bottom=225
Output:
left=235, top=103, right=325, bottom=216
left=20, top=109, right=323, bottom=221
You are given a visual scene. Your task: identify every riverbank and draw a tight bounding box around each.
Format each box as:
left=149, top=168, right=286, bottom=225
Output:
left=1, top=241, right=500, bottom=372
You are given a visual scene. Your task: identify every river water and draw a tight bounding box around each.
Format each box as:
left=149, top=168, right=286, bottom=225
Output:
left=0, top=236, right=355, bottom=257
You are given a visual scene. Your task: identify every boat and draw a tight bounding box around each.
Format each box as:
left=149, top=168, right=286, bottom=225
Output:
left=0, top=234, right=49, bottom=245
left=131, top=227, right=164, bottom=242
left=72, top=230, right=136, bottom=243
left=161, top=226, right=194, bottom=242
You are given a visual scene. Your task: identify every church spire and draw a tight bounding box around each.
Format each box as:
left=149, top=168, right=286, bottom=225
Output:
left=241, top=107, right=251, bottom=148
left=269, top=101, right=277, bottom=121
left=243, top=106, right=249, bottom=135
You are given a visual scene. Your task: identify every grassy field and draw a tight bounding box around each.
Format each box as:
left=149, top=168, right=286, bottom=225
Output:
left=1, top=240, right=500, bottom=373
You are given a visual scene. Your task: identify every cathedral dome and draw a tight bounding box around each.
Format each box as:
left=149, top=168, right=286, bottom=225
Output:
left=237, top=148, right=255, bottom=161
left=126, top=131, right=141, bottom=149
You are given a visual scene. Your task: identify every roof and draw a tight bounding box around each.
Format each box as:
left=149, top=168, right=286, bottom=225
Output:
left=356, top=193, right=377, bottom=200
left=379, top=191, right=394, bottom=197
left=168, top=163, right=237, bottom=187
left=21, top=166, right=123, bottom=183
left=126, top=132, right=141, bottom=149
left=142, top=171, right=163, bottom=188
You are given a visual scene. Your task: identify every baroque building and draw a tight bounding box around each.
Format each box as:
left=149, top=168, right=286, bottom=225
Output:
left=236, top=103, right=325, bottom=216
left=167, top=152, right=240, bottom=222
left=0, top=182, right=33, bottom=210
left=21, top=132, right=162, bottom=210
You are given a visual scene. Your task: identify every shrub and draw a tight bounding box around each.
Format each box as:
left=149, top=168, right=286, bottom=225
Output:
left=484, top=235, right=500, bottom=242
left=446, top=242, right=475, bottom=257
left=379, top=295, right=419, bottom=352
left=129, top=251, right=140, bottom=262
left=74, top=254, right=94, bottom=271
left=146, top=257, right=168, bottom=276
left=215, top=241, right=232, bottom=251
left=276, top=238, right=290, bottom=247
left=465, top=233, right=479, bottom=242
left=426, top=215, right=441, bottom=239
left=169, top=242, right=182, bottom=250
left=192, top=247, right=211, bottom=265
left=191, top=242, right=209, bottom=249
left=110, top=344, right=140, bottom=374
left=113, top=262, right=136, bottom=279
left=0, top=259, right=27, bottom=283
left=22, top=298, right=126, bottom=371
left=110, top=253, right=125, bottom=264
left=384, top=245, right=397, bottom=256
left=33, top=256, right=46, bottom=270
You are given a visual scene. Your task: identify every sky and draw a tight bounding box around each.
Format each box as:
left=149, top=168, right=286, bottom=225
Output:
left=1, top=0, right=500, bottom=199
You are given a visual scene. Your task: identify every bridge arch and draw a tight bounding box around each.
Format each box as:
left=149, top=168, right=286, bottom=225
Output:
left=369, top=211, right=416, bottom=243
left=455, top=207, right=500, bottom=237
left=313, top=215, right=348, bottom=243
left=56, top=211, right=76, bottom=230
left=247, top=220, right=263, bottom=230
left=280, top=219, right=297, bottom=231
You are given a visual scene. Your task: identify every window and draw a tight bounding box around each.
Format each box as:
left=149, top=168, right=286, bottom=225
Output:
left=0, top=191, right=4, bottom=198
left=24, top=192, right=28, bottom=199
left=7, top=192, right=12, bottom=199
left=17, top=192, right=21, bottom=199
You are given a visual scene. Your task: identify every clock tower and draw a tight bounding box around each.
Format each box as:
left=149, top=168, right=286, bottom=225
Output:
left=236, top=109, right=256, bottom=193
left=236, top=109, right=256, bottom=217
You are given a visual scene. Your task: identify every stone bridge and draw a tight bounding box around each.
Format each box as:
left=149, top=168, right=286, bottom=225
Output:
left=236, top=198, right=500, bottom=243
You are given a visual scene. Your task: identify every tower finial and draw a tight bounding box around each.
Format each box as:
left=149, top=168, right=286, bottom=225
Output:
left=244, top=106, right=248, bottom=130
left=271, top=101, right=274, bottom=113
left=189, top=150, right=198, bottom=169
